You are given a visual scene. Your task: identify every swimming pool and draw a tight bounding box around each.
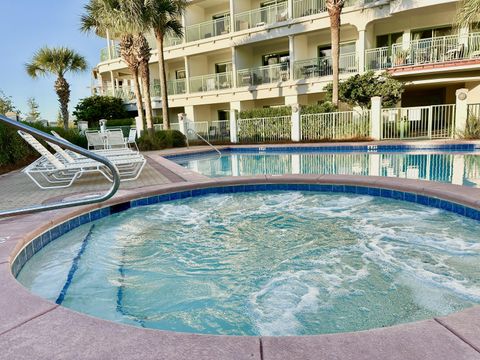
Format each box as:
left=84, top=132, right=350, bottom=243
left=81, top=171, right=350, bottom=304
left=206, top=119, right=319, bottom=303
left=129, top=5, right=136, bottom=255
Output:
left=171, top=146, right=480, bottom=187
left=17, top=190, right=480, bottom=336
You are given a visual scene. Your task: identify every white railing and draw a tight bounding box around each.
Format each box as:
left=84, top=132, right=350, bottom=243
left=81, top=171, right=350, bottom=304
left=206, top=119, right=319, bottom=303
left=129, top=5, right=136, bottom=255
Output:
left=301, top=111, right=371, bottom=140
left=365, top=47, right=390, bottom=71
left=468, top=103, right=480, bottom=119
left=235, top=2, right=288, bottom=31
left=293, top=0, right=326, bottom=18
left=381, top=104, right=456, bottom=139
left=189, top=72, right=233, bottom=93
left=237, top=116, right=291, bottom=143
left=100, top=45, right=120, bottom=61
left=204, top=120, right=231, bottom=142
left=392, top=33, right=480, bottom=67
left=185, top=121, right=209, bottom=140
left=164, top=35, right=183, bottom=48
left=186, top=16, right=231, bottom=42
left=167, top=79, right=187, bottom=95
left=237, top=63, right=290, bottom=86
left=293, top=53, right=357, bottom=79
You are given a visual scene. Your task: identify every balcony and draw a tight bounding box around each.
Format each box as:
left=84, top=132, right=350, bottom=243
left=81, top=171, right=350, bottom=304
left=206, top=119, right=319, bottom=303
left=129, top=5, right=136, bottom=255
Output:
left=186, top=16, right=231, bottom=43
left=392, top=33, right=480, bottom=69
left=164, top=35, right=183, bottom=48
left=365, top=47, right=390, bottom=71
left=151, top=79, right=187, bottom=97
left=189, top=72, right=233, bottom=93
left=293, top=53, right=357, bottom=79
left=235, top=2, right=288, bottom=31
left=293, top=0, right=326, bottom=18
left=100, top=45, right=120, bottom=62
left=237, top=63, right=290, bottom=87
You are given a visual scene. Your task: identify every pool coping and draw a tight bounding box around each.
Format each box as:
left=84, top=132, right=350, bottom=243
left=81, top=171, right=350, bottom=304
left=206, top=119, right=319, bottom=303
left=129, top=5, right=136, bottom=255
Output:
left=1, top=175, right=480, bottom=359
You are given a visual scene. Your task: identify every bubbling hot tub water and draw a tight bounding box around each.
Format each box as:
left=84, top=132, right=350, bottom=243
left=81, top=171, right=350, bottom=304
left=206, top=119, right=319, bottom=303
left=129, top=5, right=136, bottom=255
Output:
left=17, top=191, right=480, bottom=336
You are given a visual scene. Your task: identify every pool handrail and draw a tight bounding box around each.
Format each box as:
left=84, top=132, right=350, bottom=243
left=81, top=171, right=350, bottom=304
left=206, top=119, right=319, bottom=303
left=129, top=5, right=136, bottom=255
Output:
left=0, top=114, right=120, bottom=217
left=186, top=127, right=222, bottom=156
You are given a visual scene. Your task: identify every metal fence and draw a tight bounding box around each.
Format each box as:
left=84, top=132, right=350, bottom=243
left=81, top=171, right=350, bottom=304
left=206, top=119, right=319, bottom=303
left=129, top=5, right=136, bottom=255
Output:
left=381, top=104, right=456, bottom=139
left=237, top=63, right=290, bottom=86
left=189, top=72, right=233, bottom=93
left=235, top=2, right=288, bottom=31
left=300, top=111, right=371, bottom=141
left=237, top=116, right=291, bottom=143
left=186, top=16, right=231, bottom=42
left=468, top=103, right=480, bottom=119
left=294, top=53, right=357, bottom=79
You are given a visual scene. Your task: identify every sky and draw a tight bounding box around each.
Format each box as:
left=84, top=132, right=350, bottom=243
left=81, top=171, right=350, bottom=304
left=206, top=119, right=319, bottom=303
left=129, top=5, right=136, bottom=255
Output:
left=0, top=0, right=106, bottom=121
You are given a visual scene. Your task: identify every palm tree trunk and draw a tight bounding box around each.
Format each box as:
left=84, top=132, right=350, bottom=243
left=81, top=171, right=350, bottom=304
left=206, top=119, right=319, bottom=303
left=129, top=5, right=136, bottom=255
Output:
left=55, top=76, right=70, bottom=129
left=155, top=31, right=170, bottom=130
left=140, top=64, right=154, bottom=134
left=328, top=2, right=342, bottom=108
left=132, top=68, right=145, bottom=131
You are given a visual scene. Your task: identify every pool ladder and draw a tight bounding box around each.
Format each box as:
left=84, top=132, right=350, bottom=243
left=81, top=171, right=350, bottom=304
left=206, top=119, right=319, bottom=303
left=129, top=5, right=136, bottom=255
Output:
left=0, top=114, right=120, bottom=217
left=186, top=128, right=222, bottom=156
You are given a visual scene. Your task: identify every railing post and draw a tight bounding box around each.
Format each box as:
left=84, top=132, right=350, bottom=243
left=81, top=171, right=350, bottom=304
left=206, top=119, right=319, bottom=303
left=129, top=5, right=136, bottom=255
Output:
left=455, top=88, right=469, bottom=138
left=291, top=104, right=301, bottom=142
left=178, top=113, right=188, bottom=137
left=370, top=96, right=382, bottom=140
left=427, top=106, right=433, bottom=139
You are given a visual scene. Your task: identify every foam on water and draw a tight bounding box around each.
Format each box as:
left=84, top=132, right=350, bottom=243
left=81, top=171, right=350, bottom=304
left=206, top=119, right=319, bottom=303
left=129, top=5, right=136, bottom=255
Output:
left=17, top=191, right=480, bottom=336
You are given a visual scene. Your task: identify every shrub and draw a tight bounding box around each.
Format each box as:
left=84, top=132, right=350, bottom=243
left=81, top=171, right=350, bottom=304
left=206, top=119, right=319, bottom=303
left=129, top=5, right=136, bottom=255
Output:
left=73, top=96, right=129, bottom=126
left=105, top=118, right=134, bottom=127
left=460, top=115, right=480, bottom=139
left=301, top=101, right=337, bottom=115
left=138, top=130, right=186, bottom=151
left=239, top=106, right=292, bottom=119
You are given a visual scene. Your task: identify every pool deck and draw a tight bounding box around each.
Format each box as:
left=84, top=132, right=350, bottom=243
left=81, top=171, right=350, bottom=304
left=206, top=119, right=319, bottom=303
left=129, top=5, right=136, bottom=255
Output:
left=1, top=140, right=480, bottom=360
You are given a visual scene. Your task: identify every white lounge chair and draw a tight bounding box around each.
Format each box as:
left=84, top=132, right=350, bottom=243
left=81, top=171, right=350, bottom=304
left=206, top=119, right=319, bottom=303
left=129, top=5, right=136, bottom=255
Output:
left=85, top=130, right=106, bottom=150
left=106, top=129, right=127, bottom=149
left=18, top=131, right=146, bottom=189
left=126, top=128, right=139, bottom=151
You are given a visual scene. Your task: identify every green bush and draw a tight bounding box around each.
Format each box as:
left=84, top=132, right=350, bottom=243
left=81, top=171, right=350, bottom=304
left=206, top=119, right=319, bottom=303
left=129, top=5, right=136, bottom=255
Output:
left=138, top=130, right=186, bottom=151
left=105, top=118, right=134, bottom=127
left=460, top=115, right=480, bottom=139
left=301, top=101, right=337, bottom=115
left=239, top=106, right=292, bottom=119
left=0, top=121, right=87, bottom=171
left=73, top=95, right=129, bottom=127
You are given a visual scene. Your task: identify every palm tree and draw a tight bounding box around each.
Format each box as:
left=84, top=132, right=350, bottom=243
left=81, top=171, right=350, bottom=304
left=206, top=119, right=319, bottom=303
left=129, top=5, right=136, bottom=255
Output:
left=326, top=0, right=345, bottom=108
left=456, top=0, right=480, bottom=28
left=135, top=34, right=155, bottom=133
left=146, top=0, right=188, bottom=130
left=26, top=47, right=87, bottom=129
left=81, top=0, right=148, bottom=130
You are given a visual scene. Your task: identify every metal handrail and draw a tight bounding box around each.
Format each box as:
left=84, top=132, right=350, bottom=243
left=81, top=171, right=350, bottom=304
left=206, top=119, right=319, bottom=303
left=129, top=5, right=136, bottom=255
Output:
left=0, top=115, right=121, bottom=217
left=186, top=128, right=222, bottom=156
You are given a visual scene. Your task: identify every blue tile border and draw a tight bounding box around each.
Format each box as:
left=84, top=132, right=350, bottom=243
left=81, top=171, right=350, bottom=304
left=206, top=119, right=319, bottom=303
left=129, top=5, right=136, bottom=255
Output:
left=11, top=182, right=480, bottom=279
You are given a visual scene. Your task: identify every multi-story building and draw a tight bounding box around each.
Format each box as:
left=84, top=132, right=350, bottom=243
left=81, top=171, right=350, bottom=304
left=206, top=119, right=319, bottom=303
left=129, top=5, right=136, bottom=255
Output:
left=93, top=0, right=480, bottom=128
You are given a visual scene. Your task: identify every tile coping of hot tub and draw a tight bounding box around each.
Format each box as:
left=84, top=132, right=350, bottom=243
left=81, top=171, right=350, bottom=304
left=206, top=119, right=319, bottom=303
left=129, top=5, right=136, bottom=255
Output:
left=2, top=175, right=480, bottom=359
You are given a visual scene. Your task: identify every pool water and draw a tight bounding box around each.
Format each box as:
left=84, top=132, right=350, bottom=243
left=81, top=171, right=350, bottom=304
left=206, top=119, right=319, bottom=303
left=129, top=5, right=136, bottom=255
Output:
left=17, top=192, right=480, bottom=336
left=172, top=151, right=480, bottom=187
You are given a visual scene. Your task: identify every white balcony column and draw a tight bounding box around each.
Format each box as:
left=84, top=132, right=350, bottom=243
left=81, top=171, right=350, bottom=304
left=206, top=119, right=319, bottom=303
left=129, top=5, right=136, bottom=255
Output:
left=105, top=30, right=112, bottom=61
left=287, top=0, right=294, bottom=19
left=455, top=89, right=469, bottom=138
left=289, top=35, right=295, bottom=81
left=229, top=0, right=235, bottom=32
left=178, top=112, right=187, bottom=136
left=370, top=96, right=382, bottom=140
left=232, top=47, right=238, bottom=88
left=181, top=13, right=187, bottom=44
left=357, top=29, right=366, bottom=74
left=230, top=101, right=240, bottom=143
left=184, top=56, right=190, bottom=94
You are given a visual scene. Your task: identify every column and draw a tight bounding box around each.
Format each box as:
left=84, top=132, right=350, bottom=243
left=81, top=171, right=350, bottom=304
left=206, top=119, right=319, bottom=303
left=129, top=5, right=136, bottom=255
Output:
left=369, top=154, right=381, bottom=176
left=370, top=96, right=382, bottom=140
left=182, top=13, right=188, bottom=43
left=291, top=104, right=301, bottom=142
left=455, top=89, right=469, bottom=137
left=231, top=47, right=238, bottom=88
left=402, top=30, right=411, bottom=50
left=230, top=101, right=241, bottom=143
left=287, top=0, right=294, bottom=19
left=291, top=154, right=301, bottom=174
left=452, top=155, right=465, bottom=186
left=289, top=35, right=295, bottom=81
left=106, top=30, right=112, bottom=60
left=229, top=0, right=235, bottom=32
left=357, top=29, right=366, bottom=74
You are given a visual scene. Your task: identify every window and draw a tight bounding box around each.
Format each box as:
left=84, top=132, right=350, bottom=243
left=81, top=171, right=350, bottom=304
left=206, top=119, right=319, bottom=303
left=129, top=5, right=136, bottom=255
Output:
left=176, top=69, right=186, bottom=80
left=411, top=26, right=453, bottom=40
left=262, top=52, right=290, bottom=66
left=215, top=62, right=232, bottom=74
left=376, top=32, right=403, bottom=48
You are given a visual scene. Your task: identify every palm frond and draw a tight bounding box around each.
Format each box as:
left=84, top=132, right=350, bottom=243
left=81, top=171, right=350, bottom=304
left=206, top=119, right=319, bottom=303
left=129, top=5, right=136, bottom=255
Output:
left=456, top=0, right=480, bottom=28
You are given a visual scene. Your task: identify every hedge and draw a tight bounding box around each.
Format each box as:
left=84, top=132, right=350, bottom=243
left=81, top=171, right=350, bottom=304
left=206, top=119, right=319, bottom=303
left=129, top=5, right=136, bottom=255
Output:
left=137, top=130, right=186, bottom=151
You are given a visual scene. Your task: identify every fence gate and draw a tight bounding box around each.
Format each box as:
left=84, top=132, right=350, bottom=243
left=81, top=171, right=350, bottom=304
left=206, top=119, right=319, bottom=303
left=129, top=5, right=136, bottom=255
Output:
left=381, top=104, right=456, bottom=140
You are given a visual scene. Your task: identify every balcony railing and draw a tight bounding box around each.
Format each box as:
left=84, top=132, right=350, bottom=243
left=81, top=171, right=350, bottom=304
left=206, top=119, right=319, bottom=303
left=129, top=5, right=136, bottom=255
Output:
left=186, top=16, right=231, bottom=43
left=189, top=72, right=233, bottom=93
left=100, top=45, right=120, bottom=62
left=293, top=0, right=326, bottom=18
left=151, top=79, right=187, bottom=97
left=391, top=32, right=480, bottom=68
left=293, top=53, right=357, bottom=79
left=164, top=35, right=183, bottom=48
left=365, top=46, right=390, bottom=71
left=237, top=63, right=290, bottom=86
left=235, top=2, right=288, bottom=31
